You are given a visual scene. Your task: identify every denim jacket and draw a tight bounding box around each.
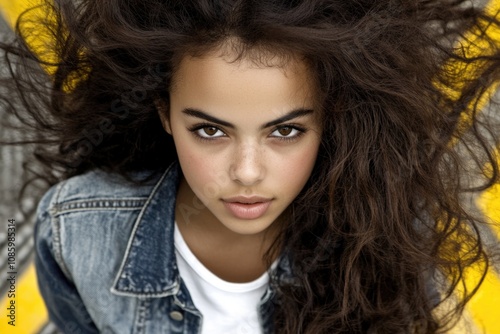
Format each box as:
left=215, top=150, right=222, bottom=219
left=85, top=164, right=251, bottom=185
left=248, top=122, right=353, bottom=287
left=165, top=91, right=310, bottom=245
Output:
left=34, top=162, right=293, bottom=334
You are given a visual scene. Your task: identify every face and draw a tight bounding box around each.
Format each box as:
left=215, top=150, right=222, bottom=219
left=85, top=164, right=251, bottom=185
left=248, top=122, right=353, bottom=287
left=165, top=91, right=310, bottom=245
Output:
left=159, top=50, right=321, bottom=237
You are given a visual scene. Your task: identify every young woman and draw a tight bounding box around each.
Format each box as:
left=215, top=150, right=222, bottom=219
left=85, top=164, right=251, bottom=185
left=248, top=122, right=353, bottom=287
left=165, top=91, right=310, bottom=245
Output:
left=2, top=0, right=500, bottom=333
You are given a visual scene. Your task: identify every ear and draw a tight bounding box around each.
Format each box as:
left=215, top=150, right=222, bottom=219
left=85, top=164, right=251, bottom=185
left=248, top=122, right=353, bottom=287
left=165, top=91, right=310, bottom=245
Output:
left=155, top=99, right=172, bottom=135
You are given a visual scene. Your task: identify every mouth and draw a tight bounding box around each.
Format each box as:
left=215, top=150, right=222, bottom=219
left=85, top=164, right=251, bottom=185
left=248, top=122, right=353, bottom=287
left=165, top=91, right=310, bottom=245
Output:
left=221, top=196, right=273, bottom=220
left=222, top=196, right=272, bottom=204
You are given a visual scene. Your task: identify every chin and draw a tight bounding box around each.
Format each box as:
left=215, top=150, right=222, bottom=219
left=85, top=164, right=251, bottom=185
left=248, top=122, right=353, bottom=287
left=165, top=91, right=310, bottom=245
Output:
left=220, top=217, right=276, bottom=236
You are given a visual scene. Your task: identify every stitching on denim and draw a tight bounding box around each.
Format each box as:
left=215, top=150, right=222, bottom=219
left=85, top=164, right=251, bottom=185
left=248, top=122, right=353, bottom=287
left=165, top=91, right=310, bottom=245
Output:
left=52, top=198, right=148, bottom=215
left=50, top=181, right=74, bottom=281
left=133, top=298, right=150, bottom=334
left=110, top=289, right=180, bottom=298
left=56, top=207, right=145, bottom=215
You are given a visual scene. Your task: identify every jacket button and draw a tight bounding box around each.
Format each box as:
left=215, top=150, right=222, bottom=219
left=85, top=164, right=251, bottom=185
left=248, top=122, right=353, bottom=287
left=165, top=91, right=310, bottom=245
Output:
left=169, top=311, right=184, bottom=321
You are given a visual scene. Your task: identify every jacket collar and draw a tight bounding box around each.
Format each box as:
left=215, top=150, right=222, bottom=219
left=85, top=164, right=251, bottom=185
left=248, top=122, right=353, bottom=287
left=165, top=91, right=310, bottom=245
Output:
left=111, top=162, right=182, bottom=297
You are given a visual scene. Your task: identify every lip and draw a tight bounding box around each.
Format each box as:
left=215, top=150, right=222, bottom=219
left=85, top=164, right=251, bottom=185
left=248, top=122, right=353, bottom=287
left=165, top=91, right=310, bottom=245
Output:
left=223, top=196, right=272, bottom=204
left=222, top=196, right=272, bottom=220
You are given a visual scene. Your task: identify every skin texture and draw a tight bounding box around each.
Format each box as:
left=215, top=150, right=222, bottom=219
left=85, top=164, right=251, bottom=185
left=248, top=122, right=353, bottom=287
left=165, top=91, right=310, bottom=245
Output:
left=158, top=51, right=321, bottom=282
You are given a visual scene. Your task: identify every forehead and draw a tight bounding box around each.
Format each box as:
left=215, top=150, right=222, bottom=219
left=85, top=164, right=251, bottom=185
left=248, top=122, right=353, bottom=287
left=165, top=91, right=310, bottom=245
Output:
left=170, top=51, right=317, bottom=115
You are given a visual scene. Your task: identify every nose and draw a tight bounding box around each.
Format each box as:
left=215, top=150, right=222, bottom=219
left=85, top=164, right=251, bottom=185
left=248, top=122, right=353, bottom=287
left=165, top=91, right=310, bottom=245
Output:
left=229, top=142, right=265, bottom=186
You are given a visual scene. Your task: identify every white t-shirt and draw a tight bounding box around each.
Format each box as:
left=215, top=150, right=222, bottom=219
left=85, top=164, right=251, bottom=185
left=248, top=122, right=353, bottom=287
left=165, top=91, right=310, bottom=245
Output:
left=174, top=223, right=274, bottom=334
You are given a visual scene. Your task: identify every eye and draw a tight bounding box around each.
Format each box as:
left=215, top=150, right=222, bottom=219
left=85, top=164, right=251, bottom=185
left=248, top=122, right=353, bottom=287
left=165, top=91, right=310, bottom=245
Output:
left=270, top=126, right=303, bottom=139
left=199, top=127, right=222, bottom=137
left=190, top=124, right=227, bottom=139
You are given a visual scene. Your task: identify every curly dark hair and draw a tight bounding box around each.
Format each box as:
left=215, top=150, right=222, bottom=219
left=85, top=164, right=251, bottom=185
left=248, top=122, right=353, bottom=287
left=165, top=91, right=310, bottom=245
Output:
left=2, top=0, right=500, bottom=333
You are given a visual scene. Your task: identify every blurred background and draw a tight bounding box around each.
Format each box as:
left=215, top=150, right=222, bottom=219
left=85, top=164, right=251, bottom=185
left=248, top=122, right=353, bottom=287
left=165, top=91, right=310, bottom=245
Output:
left=0, top=0, right=499, bottom=333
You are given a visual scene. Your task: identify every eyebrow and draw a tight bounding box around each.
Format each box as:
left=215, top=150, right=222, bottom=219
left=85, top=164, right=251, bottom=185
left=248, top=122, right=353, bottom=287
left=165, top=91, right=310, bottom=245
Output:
left=181, top=108, right=314, bottom=129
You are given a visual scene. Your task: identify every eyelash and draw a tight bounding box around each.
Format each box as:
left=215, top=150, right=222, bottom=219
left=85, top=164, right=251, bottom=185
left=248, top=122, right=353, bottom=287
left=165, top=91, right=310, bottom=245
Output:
left=187, top=123, right=307, bottom=143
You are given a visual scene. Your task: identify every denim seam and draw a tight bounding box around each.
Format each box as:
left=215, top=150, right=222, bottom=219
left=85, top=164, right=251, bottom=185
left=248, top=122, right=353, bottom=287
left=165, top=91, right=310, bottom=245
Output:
left=50, top=181, right=74, bottom=281
left=55, top=206, right=146, bottom=215
left=133, top=298, right=150, bottom=334
left=52, top=198, right=148, bottom=215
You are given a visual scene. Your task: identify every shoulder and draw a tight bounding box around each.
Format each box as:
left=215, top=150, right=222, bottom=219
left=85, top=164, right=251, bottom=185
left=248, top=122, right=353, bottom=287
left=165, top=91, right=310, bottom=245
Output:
left=33, top=165, right=176, bottom=274
left=34, top=163, right=179, bottom=286
left=56, top=169, right=162, bottom=205
left=36, top=168, right=165, bottom=216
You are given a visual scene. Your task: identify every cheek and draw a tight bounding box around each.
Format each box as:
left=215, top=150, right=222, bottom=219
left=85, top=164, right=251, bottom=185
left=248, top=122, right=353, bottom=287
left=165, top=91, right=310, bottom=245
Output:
left=292, top=149, right=318, bottom=179
left=175, top=140, right=225, bottom=194
left=273, top=141, right=320, bottom=191
left=177, top=145, right=210, bottom=180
